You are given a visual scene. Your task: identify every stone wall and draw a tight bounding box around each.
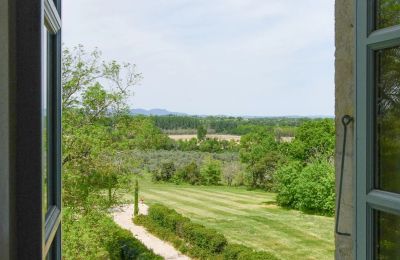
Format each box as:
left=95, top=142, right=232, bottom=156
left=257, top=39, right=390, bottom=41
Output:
left=335, top=0, right=355, bottom=259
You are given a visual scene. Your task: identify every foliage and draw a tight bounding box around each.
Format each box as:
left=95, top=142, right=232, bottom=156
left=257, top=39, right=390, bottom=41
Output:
left=63, top=208, right=161, bottom=260
left=134, top=179, right=139, bottom=216
left=287, top=119, right=335, bottom=161
left=135, top=204, right=277, bottom=259
left=294, top=160, right=335, bottom=215
left=222, top=161, right=243, bottom=186
left=223, top=244, right=277, bottom=260
left=175, top=161, right=202, bottom=185
left=153, top=161, right=176, bottom=182
left=136, top=180, right=334, bottom=259
left=197, top=125, right=207, bottom=141
left=152, top=115, right=311, bottom=135
left=275, top=161, right=303, bottom=208
left=148, top=204, right=227, bottom=253
left=239, top=128, right=280, bottom=189
left=62, top=45, right=143, bottom=212
left=175, top=137, right=239, bottom=153
left=200, top=157, right=222, bottom=185
left=275, top=160, right=335, bottom=215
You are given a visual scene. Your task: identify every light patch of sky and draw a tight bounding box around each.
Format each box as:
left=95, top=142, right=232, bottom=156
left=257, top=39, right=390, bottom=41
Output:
left=63, top=0, right=334, bottom=116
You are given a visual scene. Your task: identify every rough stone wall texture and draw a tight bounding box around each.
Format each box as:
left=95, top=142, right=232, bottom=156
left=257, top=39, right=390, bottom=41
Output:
left=335, top=0, right=355, bottom=259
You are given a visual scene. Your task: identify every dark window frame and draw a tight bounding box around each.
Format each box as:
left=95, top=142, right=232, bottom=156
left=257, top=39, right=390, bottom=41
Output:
left=6, top=0, right=62, bottom=259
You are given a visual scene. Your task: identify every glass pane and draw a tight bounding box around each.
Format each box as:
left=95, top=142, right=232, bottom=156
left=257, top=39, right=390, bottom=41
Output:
left=375, top=0, right=400, bottom=30
left=42, top=27, right=50, bottom=217
left=375, top=46, right=400, bottom=194
left=374, top=210, right=400, bottom=259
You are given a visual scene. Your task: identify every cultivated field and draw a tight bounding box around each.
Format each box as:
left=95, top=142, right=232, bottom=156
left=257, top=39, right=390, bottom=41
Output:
left=168, top=134, right=241, bottom=142
left=129, top=177, right=334, bottom=260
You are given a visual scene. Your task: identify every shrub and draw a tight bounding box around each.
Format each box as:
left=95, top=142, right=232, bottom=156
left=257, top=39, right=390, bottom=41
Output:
left=63, top=208, right=161, bottom=260
left=222, top=244, right=252, bottom=259
left=137, top=204, right=278, bottom=260
left=144, top=204, right=227, bottom=256
left=181, top=222, right=227, bottom=253
left=237, top=250, right=278, bottom=260
left=295, top=160, right=335, bottom=215
left=275, top=160, right=335, bottom=215
left=200, top=158, right=222, bottom=185
left=275, top=161, right=303, bottom=208
left=176, top=161, right=202, bottom=185
left=222, top=244, right=278, bottom=260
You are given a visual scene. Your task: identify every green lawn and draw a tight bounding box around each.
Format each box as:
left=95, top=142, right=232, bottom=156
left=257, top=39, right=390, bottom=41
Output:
left=129, top=177, right=334, bottom=260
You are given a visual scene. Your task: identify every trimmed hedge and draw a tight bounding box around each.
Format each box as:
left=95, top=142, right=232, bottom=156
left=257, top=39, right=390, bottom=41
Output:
left=63, top=208, right=162, bottom=260
left=223, top=244, right=277, bottom=260
left=135, top=204, right=278, bottom=260
left=107, top=227, right=162, bottom=260
left=148, top=204, right=227, bottom=253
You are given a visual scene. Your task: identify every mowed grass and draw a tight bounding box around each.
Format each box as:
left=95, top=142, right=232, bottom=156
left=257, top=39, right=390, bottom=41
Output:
left=129, top=177, right=334, bottom=260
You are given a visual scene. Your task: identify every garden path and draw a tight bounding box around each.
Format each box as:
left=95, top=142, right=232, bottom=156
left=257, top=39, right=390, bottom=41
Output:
left=112, top=204, right=191, bottom=260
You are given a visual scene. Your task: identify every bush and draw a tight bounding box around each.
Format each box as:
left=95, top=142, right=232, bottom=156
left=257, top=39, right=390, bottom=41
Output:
left=200, top=158, right=222, bottom=185
left=223, top=244, right=251, bottom=259
left=222, top=244, right=278, bottom=260
left=63, top=208, right=162, bottom=260
left=275, top=161, right=303, bottom=208
left=137, top=204, right=277, bottom=260
left=141, top=204, right=227, bottom=257
left=181, top=222, right=227, bottom=253
left=175, top=161, right=202, bottom=185
left=275, top=160, right=335, bottom=215
left=295, top=160, right=335, bottom=215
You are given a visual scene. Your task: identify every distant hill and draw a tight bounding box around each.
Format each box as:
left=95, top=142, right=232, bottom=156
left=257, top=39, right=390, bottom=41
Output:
left=130, top=108, right=187, bottom=116
left=130, top=108, right=333, bottom=118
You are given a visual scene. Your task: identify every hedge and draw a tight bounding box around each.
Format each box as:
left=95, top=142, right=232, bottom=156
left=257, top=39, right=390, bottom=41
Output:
left=223, top=244, right=277, bottom=260
left=135, top=204, right=278, bottom=260
left=63, top=208, right=162, bottom=260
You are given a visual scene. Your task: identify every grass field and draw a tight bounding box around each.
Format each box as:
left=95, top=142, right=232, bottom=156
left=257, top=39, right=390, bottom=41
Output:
left=129, top=177, right=334, bottom=260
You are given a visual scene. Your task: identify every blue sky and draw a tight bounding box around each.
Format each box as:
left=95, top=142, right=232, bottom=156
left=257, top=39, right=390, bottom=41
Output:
left=63, top=0, right=335, bottom=116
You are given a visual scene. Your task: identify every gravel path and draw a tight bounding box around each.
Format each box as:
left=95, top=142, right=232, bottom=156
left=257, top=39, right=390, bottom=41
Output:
left=112, top=204, right=190, bottom=260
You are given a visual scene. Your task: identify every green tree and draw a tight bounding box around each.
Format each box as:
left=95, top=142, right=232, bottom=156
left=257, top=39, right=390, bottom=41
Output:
left=287, top=119, right=335, bottom=162
left=197, top=125, right=207, bottom=140
left=239, top=128, right=279, bottom=188
left=176, top=161, right=202, bottom=185
left=200, top=158, right=222, bottom=185
left=62, top=45, right=142, bottom=212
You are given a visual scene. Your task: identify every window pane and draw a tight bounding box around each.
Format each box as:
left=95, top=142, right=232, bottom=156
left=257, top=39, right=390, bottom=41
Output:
left=375, top=46, right=400, bottom=194
left=375, top=0, right=400, bottom=30
left=374, top=210, right=400, bottom=259
left=42, top=27, right=51, bottom=217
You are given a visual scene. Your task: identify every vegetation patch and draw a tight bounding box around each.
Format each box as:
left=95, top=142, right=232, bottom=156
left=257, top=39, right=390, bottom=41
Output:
left=134, top=204, right=278, bottom=260
left=63, top=209, right=162, bottom=260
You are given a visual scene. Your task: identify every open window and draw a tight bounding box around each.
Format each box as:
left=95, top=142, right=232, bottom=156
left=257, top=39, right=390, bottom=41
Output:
left=43, top=0, right=62, bottom=258
left=0, top=0, right=62, bottom=258
left=356, top=0, right=400, bottom=258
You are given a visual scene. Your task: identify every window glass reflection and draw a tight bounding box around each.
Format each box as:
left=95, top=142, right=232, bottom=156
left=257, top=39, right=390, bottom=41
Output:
left=42, top=26, right=49, bottom=217
left=374, top=210, right=400, bottom=259
left=375, top=46, right=400, bottom=194
left=376, top=0, right=400, bottom=29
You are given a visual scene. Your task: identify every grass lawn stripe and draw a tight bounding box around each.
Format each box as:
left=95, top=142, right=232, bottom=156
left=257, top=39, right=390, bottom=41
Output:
left=135, top=178, right=334, bottom=260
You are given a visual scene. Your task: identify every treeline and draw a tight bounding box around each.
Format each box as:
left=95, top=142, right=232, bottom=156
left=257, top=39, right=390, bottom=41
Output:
left=150, top=115, right=321, bottom=135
